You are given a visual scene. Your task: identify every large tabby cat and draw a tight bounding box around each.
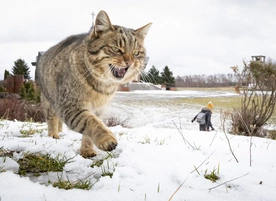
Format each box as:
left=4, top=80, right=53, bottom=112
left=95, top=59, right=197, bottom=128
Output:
left=37, top=10, right=152, bottom=157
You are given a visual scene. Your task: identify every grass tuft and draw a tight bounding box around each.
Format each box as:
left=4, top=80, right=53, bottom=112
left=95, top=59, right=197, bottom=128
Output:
left=90, top=152, right=118, bottom=178
left=19, top=120, right=45, bottom=137
left=18, top=153, right=71, bottom=176
left=204, top=167, right=220, bottom=183
left=52, top=178, right=93, bottom=190
left=0, top=147, right=14, bottom=158
left=139, top=135, right=151, bottom=144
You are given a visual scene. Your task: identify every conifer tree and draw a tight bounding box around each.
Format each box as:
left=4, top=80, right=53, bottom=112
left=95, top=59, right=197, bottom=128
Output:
left=160, top=66, right=175, bottom=84
left=12, top=59, right=31, bottom=79
left=4, top=70, right=10, bottom=80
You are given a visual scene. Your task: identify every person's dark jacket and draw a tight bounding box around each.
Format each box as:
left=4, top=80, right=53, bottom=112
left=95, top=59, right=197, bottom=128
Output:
left=191, top=107, right=214, bottom=131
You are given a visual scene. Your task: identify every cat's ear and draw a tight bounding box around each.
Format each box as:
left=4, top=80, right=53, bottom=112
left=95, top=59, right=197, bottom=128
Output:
left=91, top=10, right=115, bottom=37
left=135, top=23, right=152, bottom=39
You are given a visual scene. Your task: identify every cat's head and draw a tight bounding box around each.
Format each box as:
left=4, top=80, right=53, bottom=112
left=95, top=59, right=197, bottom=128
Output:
left=86, top=10, right=152, bottom=84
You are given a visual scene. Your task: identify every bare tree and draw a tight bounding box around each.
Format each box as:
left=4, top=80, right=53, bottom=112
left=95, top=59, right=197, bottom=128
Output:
left=175, top=74, right=238, bottom=87
left=230, top=61, right=276, bottom=137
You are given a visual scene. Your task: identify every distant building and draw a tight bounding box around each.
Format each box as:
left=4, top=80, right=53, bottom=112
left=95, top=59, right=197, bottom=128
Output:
left=5, top=75, right=24, bottom=93
left=31, top=51, right=45, bottom=86
left=249, top=55, right=266, bottom=90
left=251, top=55, right=266, bottom=63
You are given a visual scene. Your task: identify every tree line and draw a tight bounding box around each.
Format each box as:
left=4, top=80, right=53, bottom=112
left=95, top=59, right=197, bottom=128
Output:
left=141, top=65, right=175, bottom=85
left=3, top=58, right=240, bottom=88
left=175, top=74, right=239, bottom=87
left=142, top=65, right=239, bottom=87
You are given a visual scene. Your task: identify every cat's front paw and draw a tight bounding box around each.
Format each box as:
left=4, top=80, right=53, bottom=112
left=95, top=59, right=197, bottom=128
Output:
left=80, top=148, right=97, bottom=158
left=96, top=132, right=118, bottom=151
left=48, top=133, right=60, bottom=139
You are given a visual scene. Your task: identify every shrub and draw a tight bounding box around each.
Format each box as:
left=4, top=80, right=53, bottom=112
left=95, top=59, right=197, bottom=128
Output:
left=0, top=86, right=6, bottom=92
left=0, top=97, right=44, bottom=122
left=230, top=61, right=276, bottom=137
left=20, top=81, right=40, bottom=103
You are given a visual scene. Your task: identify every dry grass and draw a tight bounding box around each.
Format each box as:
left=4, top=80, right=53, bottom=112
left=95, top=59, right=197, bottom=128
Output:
left=177, top=87, right=236, bottom=93
left=176, top=87, right=276, bottom=118
left=0, top=98, right=45, bottom=122
left=178, top=96, right=241, bottom=110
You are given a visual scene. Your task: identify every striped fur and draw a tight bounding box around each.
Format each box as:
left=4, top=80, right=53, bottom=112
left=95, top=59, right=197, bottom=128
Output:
left=37, top=10, right=152, bottom=157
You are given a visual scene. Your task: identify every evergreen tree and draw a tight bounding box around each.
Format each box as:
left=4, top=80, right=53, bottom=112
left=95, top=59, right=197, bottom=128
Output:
left=144, top=65, right=162, bottom=84
left=20, top=81, right=40, bottom=103
left=12, top=59, right=31, bottom=79
left=160, top=66, right=175, bottom=84
left=4, top=70, right=10, bottom=80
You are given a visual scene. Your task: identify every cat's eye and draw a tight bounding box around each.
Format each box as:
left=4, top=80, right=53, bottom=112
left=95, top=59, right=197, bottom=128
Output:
left=133, top=50, right=140, bottom=56
left=111, top=46, right=120, bottom=53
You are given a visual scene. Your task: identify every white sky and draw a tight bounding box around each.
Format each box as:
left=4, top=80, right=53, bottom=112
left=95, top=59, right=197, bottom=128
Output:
left=1, top=0, right=276, bottom=80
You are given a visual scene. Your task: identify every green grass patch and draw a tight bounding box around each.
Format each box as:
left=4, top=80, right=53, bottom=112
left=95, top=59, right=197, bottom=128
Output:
left=18, top=153, right=72, bottom=176
left=123, top=87, right=242, bottom=109
left=181, top=96, right=242, bottom=110
left=176, top=87, right=240, bottom=109
left=0, top=147, right=14, bottom=158
left=52, top=178, right=93, bottom=190
left=19, top=121, right=45, bottom=137
left=204, top=168, right=220, bottom=183
left=90, top=152, right=118, bottom=178
left=177, top=88, right=276, bottom=120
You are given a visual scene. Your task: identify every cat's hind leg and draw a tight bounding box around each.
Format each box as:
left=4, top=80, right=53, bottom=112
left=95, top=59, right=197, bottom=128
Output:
left=46, top=108, right=60, bottom=139
left=58, top=118, right=63, bottom=133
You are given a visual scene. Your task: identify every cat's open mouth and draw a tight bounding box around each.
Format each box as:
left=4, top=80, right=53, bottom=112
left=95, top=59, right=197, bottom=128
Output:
left=109, top=65, right=129, bottom=78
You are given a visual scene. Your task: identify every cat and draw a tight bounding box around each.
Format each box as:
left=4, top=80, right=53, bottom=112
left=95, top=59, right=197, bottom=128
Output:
left=37, top=10, right=152, bottom=158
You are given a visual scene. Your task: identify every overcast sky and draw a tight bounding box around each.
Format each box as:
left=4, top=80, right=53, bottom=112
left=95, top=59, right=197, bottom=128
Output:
left=1, top=0, right=276, bottom=80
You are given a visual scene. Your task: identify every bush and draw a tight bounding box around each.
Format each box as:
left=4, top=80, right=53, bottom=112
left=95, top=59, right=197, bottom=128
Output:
left=0, top=86, right=6, bottom=92
left=20, top=81, right=40, bottom=103
left=230, top=61, right=276, bottom=137
left=0, top=97, right=44, bottom=122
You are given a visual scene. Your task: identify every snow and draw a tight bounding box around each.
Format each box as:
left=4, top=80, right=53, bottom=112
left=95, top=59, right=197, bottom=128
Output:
left=0, top=90, right=276, bottom=201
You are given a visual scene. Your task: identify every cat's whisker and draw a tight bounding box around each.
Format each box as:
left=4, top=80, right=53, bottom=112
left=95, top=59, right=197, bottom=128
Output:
left=140, top=72, right=149, bottom=83
left=82, top=57, right=104, bottom=79
left=101, top=64, right=112, bottom=78
left=140, top=70, right=158, bottom=84
left=147, top=72, right=159, bottom=84
left=141, top=72, right=151, bottom=83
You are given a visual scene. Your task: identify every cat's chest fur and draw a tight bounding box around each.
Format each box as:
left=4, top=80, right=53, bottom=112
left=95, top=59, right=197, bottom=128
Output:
left=86, top=89, right=115, bottom=110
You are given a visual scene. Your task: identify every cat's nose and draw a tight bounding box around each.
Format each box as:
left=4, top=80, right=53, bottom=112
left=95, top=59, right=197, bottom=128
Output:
left=125, top=60, right=133, bottom=67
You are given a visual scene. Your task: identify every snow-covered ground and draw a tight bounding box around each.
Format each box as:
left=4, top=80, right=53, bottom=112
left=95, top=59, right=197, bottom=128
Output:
left=0, top=90, right=275, bottom=201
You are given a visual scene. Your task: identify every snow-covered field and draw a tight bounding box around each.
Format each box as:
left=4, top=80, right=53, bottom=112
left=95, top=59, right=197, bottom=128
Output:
left=0, top=90, right=275, bottom=201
